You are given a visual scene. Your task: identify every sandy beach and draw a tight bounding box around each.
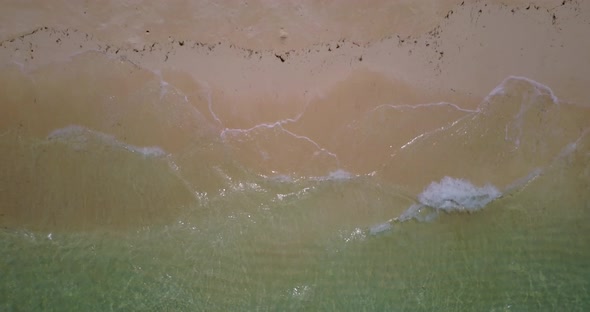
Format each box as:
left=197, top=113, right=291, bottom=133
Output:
left=1, top=1, right=590, bottom=310
left=2, top=1, right=589, bottom=106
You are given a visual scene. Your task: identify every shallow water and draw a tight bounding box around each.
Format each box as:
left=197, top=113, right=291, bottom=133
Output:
left=1, top=52, right=589, bottom=311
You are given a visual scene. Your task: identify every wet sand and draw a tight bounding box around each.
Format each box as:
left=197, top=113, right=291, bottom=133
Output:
left=1, top=0, right=589, bottom=228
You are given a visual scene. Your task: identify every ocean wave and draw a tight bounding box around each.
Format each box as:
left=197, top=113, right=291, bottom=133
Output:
left=484, top=76, right=559, bottom=105
left=369, top=176, right=503, bottom=235
left=417, top=177, right=502, bottom=212
left=370, top=130, right=589, bottom=236
left=46, top=125, right=166, bottom=157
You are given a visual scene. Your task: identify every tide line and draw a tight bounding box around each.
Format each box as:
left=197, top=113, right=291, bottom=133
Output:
left=370, top=102, right=480, bottom=114
left=221, top=122, right=340, bottom=166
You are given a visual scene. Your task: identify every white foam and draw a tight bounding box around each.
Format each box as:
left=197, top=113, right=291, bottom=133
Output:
left=393, top=151, right=579, bottom=225
left=229, top=181, right=262, bottom=193
left=219, top=112, right=301, bottom=137
left=487, top=83, right=506, bottom=99
left=289, top=285, right=312, bottom=300
left=372, top=102, right=479, bottom=114
left=504, top=168, right=543, bottom=195
left=558, top=128, right=590, bottom=158
left=484, top=76, right=559, bottom=104
left=387, top=177, right=501, bottom=226
left=47, top=125, right=86, bottom=140
left=267, top=174, right=294, bottom=183
left=341, top=227, right=367, bottom=242
left=275, top=187, right=313, bottom=202
left=486, top=76, right=559, bottom=149
left=151, top=69, right=169, bottom=98
left=306, top=169, right=356, bottom=182
left=199, top=81, right=223, bottom=126
left=221, top=122, right=340, bottom=165
left=46, top=125, right=166, bottom=157
left=264, top=169, right=375, bottom=184
left=150, top=70, right=211, bottom=126
left=397, top=204, right=425, bottom=222
left=327, top=169, right=353, bottom=180
left=395, top=204, right=440, bottom=223
left=131, top=146, right=166, bottom=157
left=418, top=177, right=502, bottom=212
left=282, top=128, right=340, bottom=163
left=398, top=116, right=467, bottom=151
left=369, top=221, right=392, bottom=236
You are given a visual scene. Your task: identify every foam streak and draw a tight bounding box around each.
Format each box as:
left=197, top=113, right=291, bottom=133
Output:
left=46, top=125, right=166, bottom=157
left=221, top=122, right=340, bottom=165
left=199, top=81, right=223, bottom=126
left=484, top=76, right=559, bottom=104
left=398, top=116, right=468, bottom=151
left=371, top=102, right=480, bottom=114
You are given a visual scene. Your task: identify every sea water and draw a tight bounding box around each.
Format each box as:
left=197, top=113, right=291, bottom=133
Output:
left=1, top=51, right=590, bottom=312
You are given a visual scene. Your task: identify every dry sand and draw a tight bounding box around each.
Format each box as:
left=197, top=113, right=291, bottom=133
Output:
left=2, top=0, right=589, bottom=109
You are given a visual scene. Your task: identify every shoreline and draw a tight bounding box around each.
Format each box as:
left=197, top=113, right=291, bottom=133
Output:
left=1, top=0, right=589, bottom=233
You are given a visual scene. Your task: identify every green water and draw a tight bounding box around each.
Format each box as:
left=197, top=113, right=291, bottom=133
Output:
left=1, top=146, right=589, bottom=311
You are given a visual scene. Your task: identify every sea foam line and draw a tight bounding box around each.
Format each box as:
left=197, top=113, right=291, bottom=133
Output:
left=218, top=91, right=313, bottom=139
left=46, top=125, right=166, bottom=157
left=363, top=101, right=479, bottom=154
left=370, top=129, right=590, bottom=236
left=198, top=81, right=224, bottom=127
left=221, top=122, right=340, bottom=165
left=218, top=94, right=340, bottom=165
left=397, top=115, right=470, bottom=152
left=149, top=69, right=212, bottom=126
left=484, top=76, right=559, bottom=104
left=370, top=101, right=480, bottom=114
